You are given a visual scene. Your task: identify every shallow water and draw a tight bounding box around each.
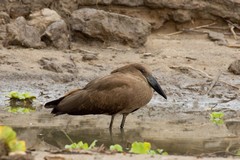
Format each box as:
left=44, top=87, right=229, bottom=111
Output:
left=1, top=75, right=240, bottom=156
left=12, top=123, right=240, bottom=156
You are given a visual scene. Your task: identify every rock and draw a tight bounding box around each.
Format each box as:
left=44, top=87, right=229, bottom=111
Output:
left=142, top=52, right=153, bottom=58
left=9, top=6, right=31, bottom=19
left=207, top=31, right=227, bottom=46
left=62, top=63, right=78, bottom=74
left=41, top=20, right=70, bottom=49
left=228, top=60, right=240, bottom=75
left=0, top=12, right=9, bottom=40
left=71, top=8, right=151, bottom=47
left=77, top=0, right=112, bottom=5
left=0, top=12, right=10, bottom=25
left=113, top=0, right=144, bottom=6
left=28, top=8, right=70, bottom=49
left=5, top=17, right=45, bottom=48
left=172, top=10, right=191, bottom=23
left=144, top=0, right=240, bottom=22
left=38, top=57, right=63, bottom=73
left=28, top=8, right=62, bottom=33
left=82, top=53, right=98, bottom=61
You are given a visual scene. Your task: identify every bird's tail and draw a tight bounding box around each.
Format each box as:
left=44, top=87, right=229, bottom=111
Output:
left=44, top=97, right=64, bottom=108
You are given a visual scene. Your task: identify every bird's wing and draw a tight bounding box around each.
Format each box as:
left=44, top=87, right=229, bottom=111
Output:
left=55, top=74, right=135, bottom=115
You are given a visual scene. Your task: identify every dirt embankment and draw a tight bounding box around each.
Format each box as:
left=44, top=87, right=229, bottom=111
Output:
left=1, top=0, right=240, bottom=49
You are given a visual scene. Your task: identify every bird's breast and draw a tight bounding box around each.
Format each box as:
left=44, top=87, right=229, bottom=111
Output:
left=117, top=74, right=154, bottom=114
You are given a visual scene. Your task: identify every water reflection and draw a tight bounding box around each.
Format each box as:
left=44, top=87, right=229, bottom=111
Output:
left=13, top=126, right=240, bottom=155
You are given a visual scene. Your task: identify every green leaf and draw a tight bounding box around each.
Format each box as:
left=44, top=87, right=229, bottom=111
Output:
left=0, top=126, right=17, bottom=143
left=89, top=140, right=97, bottom=149
left=130, top=141, right=151, bottom=154
left=65, top=140, right=97, bottom=150
left=7, top=91, right=36, bottom=100
left=77, top=141, right=89, bottom=150
left=156, top=149, right=168, bottom=155
left=211, top=112, right=224, bottom=118
left=110, top=144, right=123, bottom=152
left=149, top=150, right=156, bottom=155
left=8, top=91, right=23, bottom=99
left=22, top=92, right=36, bottom=99
left=210, top=112, right=224, bottom=125
left=8, top=140, right=26, bottom=152
left=65, top=143, right=78, bottom=149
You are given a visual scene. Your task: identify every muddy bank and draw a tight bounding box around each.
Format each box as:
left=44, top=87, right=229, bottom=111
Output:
left=0, top=31, right=240, bottom=159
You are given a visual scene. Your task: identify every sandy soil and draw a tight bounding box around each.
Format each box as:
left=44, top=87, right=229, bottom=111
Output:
left=0, top=25, right=240, bottom=159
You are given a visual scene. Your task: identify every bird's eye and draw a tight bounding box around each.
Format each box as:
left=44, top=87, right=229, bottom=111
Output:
left=139, top=69, right=145, bottom=74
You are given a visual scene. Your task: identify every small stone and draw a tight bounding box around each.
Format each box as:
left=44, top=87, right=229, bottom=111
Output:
left=9, top=6, right=31, bottom=19
left=143, top=52, right=153, bottom=57
left=38, top=57, right=63, bottom=73
left=228, top=60, right=240, bottom=75
left=172, top=10, right=191, bottom=23
left=82, top=53, right=98, bottom=61
left=0, top=11, right=10, bottom=25
left=207, top=31, right=227, bottom=46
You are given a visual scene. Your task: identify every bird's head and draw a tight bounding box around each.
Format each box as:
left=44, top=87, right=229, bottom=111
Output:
left=112, top=63, right=167, bottom=99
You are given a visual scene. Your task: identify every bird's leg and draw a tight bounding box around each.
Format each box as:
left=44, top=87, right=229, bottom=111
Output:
left=109, top=115, right=115, bottom=130
left=120, top=127, right=126, bottom=144
left=109, top=127, right=113, bottom=144
left=120, top=113, right=128, bottom=128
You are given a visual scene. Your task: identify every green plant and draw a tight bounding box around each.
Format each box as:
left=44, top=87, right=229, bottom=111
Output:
left=65, top=140, right=97, bottom=150
left=130, top=141, right=151, bottom=154
left=156, top=149, right=168, bottom=155
left=7, top=91, right=36, bottom=100
left=109, top=144, right=123, bottom=152
left=0, top=126, right=26, bottom=153
left=210, top=112, right=224, bottom=125
left=5, top=91, right=36, bottom=112
left=129, top=141, right=168, bottom=155
left=64, top=139, right=168, bottom=155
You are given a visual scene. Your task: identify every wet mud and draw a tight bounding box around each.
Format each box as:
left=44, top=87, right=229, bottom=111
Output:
left=0, top=33, right=240, bottom=159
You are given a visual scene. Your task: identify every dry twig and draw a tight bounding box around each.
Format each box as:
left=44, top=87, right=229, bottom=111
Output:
left=230, top=25, right=238, bottom=40
left=164, top=22, right=216, bottom=36
left=226, top=20, right=240, bottom=40
left=205, top=71, right=222, bottom=95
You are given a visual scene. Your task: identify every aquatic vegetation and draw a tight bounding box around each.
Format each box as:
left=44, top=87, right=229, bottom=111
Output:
left=0, top=126, right=26, bottom=153
left=129, top=141, right=151, bottom=154
left=210, top=112, right=224, bottom=125
left=65, top=140, right=97, bottom=150
left=65, top=140, right=168, bottom=155
left=129, top=141, right=168, bottom=155
left=110, top=144, right=123, bottom=152
left=5, top=91, right=36, bottom=113
left=7, top=91, right=36, bottom=100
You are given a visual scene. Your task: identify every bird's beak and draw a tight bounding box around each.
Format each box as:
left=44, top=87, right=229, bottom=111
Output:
left=146, top=76, right=167, bottom=99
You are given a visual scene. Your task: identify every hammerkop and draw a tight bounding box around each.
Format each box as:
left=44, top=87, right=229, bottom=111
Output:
left=44, top=63, right=167, bottom=129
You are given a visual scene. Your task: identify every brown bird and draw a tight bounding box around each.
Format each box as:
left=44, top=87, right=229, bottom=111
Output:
left=44, top=63, right=167, bottom=129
